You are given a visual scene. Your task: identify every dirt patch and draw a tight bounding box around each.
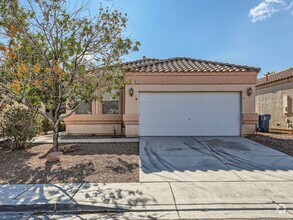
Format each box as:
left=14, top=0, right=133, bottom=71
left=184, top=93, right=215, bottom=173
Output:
left=247, top=132, right=293, bottom=156
left=0, top=142, right=139, bottom=184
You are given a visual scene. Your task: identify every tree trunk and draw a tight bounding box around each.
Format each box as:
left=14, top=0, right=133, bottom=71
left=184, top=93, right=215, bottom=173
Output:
left=53, top=123, right=59, bottom=151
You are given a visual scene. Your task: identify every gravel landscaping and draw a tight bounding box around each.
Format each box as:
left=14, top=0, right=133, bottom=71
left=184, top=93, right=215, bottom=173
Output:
left=247, top=132, right=293, bottom=156
left=0, top=142, right=139, bottom=184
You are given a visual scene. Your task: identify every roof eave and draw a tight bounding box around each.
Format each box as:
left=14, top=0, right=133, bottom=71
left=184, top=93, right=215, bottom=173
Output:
left=256, top=75, right=293, bottom=87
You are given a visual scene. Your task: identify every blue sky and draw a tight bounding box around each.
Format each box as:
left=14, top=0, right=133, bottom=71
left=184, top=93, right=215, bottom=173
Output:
left=91, top=0, right=293, bottom=77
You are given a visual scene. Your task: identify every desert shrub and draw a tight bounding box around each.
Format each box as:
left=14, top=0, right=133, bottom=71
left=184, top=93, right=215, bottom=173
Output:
left=58, top=120, right=66, bottom=132
left=41, top=118, right=53, bottom=134
left=1, top=107, right=41, bottom=150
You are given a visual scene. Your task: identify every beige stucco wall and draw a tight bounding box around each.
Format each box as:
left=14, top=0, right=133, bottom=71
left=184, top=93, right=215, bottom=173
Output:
left=256, top=78, right=293, bottom=130
left=64, top=71, right=258, bottom=136
left=66, top=124, right=122, bottom=135
left=64, top=95, right=124, bottom=135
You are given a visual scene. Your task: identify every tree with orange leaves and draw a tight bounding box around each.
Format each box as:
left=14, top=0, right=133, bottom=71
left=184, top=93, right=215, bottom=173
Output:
left=0, top=0, right=140, bottom=151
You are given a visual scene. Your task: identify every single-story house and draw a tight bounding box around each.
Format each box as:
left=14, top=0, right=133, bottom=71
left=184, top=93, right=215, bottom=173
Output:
left=64, top=57, right=260, bottom=137
left=256, top=67, right=293, bottom=131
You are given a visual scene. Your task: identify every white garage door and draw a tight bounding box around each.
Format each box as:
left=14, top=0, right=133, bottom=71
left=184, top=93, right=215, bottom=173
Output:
left=139, top=92, right=241, bottom=136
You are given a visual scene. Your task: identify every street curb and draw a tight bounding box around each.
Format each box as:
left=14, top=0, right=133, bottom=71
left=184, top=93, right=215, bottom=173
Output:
left=0, top=204, right=126, bottom=214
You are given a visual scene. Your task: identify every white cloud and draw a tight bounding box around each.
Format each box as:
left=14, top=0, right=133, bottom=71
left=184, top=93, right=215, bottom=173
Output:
left=249, top=0, right=293, bottom=23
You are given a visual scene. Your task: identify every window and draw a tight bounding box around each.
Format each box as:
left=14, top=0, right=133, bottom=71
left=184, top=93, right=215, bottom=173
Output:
left=102, top=93, right=119, bottom=114
left=76, top=102, right=92, bottom=114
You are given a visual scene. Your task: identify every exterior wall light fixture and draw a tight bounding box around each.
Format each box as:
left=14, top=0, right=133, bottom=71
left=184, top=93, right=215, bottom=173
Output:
left=129, top=88, right=134, bottom=97
left=247, top=87, right=252, bottom=96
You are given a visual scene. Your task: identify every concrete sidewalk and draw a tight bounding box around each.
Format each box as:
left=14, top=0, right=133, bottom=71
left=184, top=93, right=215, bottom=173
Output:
left=1, top=181, right=293, bottom=219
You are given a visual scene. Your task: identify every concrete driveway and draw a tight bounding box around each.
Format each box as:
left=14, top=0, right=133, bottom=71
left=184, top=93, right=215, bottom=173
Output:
left=140, top=136, right=293, bottom=182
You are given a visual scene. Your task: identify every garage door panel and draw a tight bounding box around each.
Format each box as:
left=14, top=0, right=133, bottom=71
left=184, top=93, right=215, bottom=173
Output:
left=189, top=115, right=240, bottom=125
left=188, top=125, right=240, bottom=136
left=188, top=92, right=239, bottom=103
left=187, top=104, right=240, bottom=114
left=140, top=125, right=240, bottom=136
left=140, top=103, right=189, bottom=115
left=162, top=93, right=189, bottom=102
left=163, top=104, right=189, bottom=114
left=139, top=103, right=163, bottom=114
left=142, top=93, right=189, bottom=103
left=139, top=92, right=241, bottom=136
left=141, top=115, right=240, bottom=126
left=141, top=115, right=190, bottom=125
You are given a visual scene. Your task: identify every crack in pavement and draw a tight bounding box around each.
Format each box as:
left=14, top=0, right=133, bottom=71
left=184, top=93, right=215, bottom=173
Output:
left=11, top=184, right=36, bottom=202
left=168, top=182, right=182, bottom=219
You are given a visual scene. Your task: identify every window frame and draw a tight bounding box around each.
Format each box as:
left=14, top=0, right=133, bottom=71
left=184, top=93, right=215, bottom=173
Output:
left=101, top=93, right=120, bottom=115
left=75, top=101, right=93, bottom=115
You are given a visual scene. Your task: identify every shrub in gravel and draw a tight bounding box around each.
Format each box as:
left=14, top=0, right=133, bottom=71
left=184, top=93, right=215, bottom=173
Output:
left=1, top=107, right=41, bottom=150
left=58, top=120, right=66, bottom=132
left=41, top=118, right=53, bottom=134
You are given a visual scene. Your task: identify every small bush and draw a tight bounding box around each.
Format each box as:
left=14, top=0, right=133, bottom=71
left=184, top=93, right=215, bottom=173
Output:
left=1, top=107, right=41, bottom=150
left=58, top=120, right=66, bottom=132
left=41, top=118, right=53, bottom=134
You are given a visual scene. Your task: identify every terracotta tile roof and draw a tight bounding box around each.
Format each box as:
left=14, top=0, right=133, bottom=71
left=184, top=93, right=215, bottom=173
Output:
left=257, top=67, right=293, bottom=86
left=123, top=58, right=160, bottom=69
left=123, top=57, right=260, bottom=73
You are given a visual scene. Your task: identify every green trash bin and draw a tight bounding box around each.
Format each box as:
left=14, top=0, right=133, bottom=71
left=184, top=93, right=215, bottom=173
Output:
left=258, top=114, right=271, bottom=132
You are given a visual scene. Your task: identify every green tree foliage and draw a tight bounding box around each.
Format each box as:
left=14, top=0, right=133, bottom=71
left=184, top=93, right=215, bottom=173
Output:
left=0, top=0, right=140, bottom=151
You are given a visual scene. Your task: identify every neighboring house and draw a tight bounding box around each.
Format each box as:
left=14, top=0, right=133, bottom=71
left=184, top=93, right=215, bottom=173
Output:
left=64, top=57, right=260, bottom=137
left=256, top=67, right=293, bottom=131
